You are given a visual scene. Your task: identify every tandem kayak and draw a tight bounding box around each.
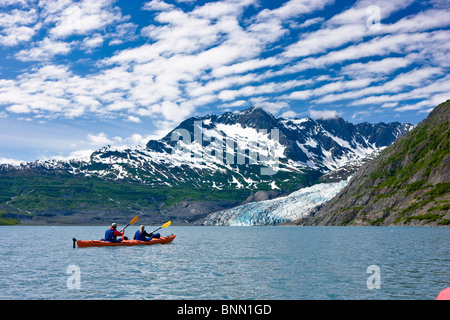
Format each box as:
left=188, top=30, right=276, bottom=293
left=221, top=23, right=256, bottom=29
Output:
left=73, top=234, right=176, bottom=248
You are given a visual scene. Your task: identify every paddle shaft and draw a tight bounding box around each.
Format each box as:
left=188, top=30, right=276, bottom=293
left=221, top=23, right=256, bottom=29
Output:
left=151, top=226, right=163, bottom=233
left=151, top=221, right=171, bottom=234
left=123, top=216, right=139, bottom=232
left=123, top=223, right=132, bottom=231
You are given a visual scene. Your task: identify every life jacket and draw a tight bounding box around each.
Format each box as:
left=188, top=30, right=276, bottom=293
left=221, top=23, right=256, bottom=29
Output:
left=134, top=230, right=146, bottom=241
left=105, top=228, right=117, bottom=242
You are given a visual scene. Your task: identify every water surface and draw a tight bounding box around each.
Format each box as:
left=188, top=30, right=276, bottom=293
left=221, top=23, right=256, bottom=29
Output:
left=0, top=226, right=448, bottom=300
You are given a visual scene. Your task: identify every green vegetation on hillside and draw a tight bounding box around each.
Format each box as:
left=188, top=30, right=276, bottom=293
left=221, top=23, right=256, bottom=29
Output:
left=0, top=166, right=320, bottom=224
left=366, top=102, right=449, bottom=224
left=301, top=100, right=450, bottom=227
left=0, top=210, right=19, bottom=225
left=0, top=173, right=247, bottom=211
left=370, top=121, right=448, bottom=192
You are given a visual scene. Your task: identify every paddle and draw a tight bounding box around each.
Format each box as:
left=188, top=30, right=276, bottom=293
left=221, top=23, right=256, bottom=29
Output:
left=123, top=216, right=139, bottom=232
left=151, top=220, right=171, bottom=234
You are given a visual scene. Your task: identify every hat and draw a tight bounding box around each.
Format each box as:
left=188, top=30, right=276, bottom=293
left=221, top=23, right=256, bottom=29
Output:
left=111, top=223, right=117, bottom=228
left=140, top=225, right=145, bottom=229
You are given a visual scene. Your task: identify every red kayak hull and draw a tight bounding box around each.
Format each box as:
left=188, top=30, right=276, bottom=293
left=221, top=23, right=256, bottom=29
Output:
left=76, top=234, right=176, bottom=248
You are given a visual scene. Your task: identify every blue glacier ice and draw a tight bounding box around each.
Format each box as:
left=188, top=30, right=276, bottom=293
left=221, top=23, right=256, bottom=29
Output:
left=202, top=178, right=350, bottom=226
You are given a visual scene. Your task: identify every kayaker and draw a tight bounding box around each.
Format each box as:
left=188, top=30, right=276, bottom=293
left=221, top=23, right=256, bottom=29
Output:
left=104, top=223, right=125, bottom=242
left=134, top=225, right=160, bottom=241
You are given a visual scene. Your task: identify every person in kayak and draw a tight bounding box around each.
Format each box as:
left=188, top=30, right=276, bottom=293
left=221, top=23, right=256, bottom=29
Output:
left=104, top=223, right=125, bottom=242
left=134, top=225, right=160, bottom=241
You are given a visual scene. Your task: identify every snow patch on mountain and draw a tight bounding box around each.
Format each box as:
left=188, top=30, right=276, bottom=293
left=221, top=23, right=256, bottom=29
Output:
left=0, top=107, right=414, bottom=191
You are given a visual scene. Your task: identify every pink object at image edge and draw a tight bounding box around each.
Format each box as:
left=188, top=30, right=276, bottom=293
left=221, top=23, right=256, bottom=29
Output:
left=436, top=287, right=450, bottom=300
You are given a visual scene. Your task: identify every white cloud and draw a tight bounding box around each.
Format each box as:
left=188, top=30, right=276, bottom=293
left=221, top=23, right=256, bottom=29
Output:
left=0, top=0, right=29, bottom=6
left=280, top=109, right=298, bottom=118
left=15, top=37, right=72, bottom=61
left=281, top=0, right=418, bottom=59
left=285, top=78, right=375, bottom=101
left=160, top=100, right=195, bottom=123
left=286, top=90, right=312, bottom=100
left=0, top=7, right=38, bottom=46
left=283, top=24, right=367, bottom=58
left=290, top=17, right=324, bottom=29
left=125, top=133, right=153, bottom=146
left=142, top=0, right=175, bottom=12
left=211, top=57, right=282, bottom=78
left=380, top=8, right=450, bottom=34
left=254, top=101, right=290, bottom=115
left=394, top=93, right=449, bottom=112
left=309, top=109, right=341, bottom=120
left=346, top=75, right=450, bottom=107
left=87, top=132, right=112, bottom=146
left=351, top=109, right=373, bottom=121
left=86, top=132, right=155, bottom=150
left=282, top=31, right=429, bottom=74
left=327, top=0, right=415, bottom=26
left=82, top=33, right=104, bottom=49
left=385, top=67, right=443, bottom=91
left=126, top=115, right=141, bottom=123
left=219, top=79, right=312, bottom=101
left=0, top=157, right=25, bottom=165
left=381, top=102, right=398, bottom=108
left=47, top=131, right=159, bottom=161
left=312, top=78, right=375, bottom=96
left=46, top=0, right=125, bottom=39
left=6, top=104, right=31, bottom=113
left=317, top=67, right=444, bottom=104
left=277, top=4, right=450, bottom=79
left=49, top=149, right=94, bottom=162
left=341, top=56, right=414, bottom=77
left=0, top=0, right=448, bottom=134
left=256, top=0, right=333, bottom=21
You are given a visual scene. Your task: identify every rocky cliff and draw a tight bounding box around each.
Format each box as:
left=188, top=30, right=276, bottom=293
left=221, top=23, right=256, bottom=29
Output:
left=298, top=100, right=450, bottom=226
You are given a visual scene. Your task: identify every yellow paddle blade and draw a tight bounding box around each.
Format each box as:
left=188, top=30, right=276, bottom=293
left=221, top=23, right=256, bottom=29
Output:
left=161, top=221, right=171, bottom=228
left=129, top=216, right=139, bottom=225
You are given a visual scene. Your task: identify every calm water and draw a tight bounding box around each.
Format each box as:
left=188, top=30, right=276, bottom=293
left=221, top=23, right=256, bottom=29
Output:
left=0, top=226, right=448, bottom=300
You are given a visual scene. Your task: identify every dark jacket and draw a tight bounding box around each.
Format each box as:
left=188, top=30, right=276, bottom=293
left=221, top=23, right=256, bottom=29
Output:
left=134, top=230, right=153, bottom=241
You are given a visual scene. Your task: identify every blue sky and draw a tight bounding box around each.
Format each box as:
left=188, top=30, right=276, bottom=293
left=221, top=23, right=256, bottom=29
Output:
left=0, top=0, right=449, bottom=163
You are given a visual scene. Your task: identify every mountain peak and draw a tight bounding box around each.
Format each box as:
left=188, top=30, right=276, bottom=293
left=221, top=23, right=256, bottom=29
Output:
left=230, top=106, right=275, bottom=120
left=213, top=106, right=278, bottom=130
left=303, top=99, right=450, bottom=226
left=142, top=105, right=414, bottom=172
left=240, top=105, right=270, bottom=114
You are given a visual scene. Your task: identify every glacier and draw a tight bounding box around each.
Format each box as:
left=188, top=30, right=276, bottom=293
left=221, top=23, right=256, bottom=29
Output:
left=202, top=178, right=350, bottom=226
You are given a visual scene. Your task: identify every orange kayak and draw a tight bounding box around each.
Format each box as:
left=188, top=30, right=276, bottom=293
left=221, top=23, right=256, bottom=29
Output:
left=74, top=234, right=176, bottom=248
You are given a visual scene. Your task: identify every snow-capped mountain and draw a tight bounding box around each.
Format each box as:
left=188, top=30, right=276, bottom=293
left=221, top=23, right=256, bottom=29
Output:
left=0, top=106, right=416, bottom=225
left=2, top=106, right=413, bottom=191
left=153, top=106, right=414, bottom=170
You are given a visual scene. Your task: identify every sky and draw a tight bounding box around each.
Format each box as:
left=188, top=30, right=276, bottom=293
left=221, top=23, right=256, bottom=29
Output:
left=0, top=0, right=449, bottom=163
